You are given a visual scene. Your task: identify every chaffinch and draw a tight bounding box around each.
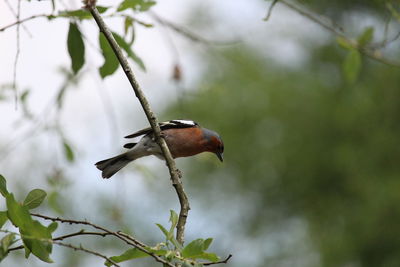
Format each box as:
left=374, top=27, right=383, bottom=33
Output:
left=95, top=120, right=224, bottom=178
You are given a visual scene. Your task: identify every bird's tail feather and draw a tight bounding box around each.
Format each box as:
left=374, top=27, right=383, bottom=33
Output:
left=95, top=153, right=132, bottom=179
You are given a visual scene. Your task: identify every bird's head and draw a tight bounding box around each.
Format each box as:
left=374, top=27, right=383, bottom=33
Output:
left=202, top=128, right=224, bottom=162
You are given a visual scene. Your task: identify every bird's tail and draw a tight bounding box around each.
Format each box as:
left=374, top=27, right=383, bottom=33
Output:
left=95, top=152, right=132, bottom=179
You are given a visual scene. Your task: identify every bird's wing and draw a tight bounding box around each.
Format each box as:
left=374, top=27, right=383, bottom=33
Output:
left=124, top=120, right=199, bottom=139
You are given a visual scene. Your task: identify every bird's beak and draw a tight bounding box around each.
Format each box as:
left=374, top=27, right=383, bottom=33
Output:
left=216, top=152, right=223, bottom=162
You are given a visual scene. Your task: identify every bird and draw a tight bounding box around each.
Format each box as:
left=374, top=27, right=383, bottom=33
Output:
left=95, top=120, right=224, bottom=179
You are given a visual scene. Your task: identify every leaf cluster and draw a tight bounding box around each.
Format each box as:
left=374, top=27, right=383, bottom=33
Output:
left=61, top=3, right=150, bottom=78
left=107, top=210, right=220, bottom=266
left=337, top=26, right=375, bottom=83
left=0, top=175, right=223, bottom=266
left=0, top=175, right=54, bottom=263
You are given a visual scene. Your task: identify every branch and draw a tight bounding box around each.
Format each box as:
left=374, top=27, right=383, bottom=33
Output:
left=0, top=14, right=50, bottom=32
left=3, top=0, right=32, bottom=36
left=279, top=0, right=344, bottom=37
left=13, top=0, right=21, bottom=110
left=82, top=1, right=190, bottom=245
left=150, top=12, right=239, bottom=46
left=7, top=230, right=112, bottom=253
left=264, top=0, right=279, bottom=21
left=53, top=241, right=120, bottom=267
left=54, top=230, right=112, bottom=240
left=31, top=213, right=175, bottom=267
left=8, top=239, right=120, bottom=266
left=116, top=231, right=149, bottom=249
left=276, top=0, right=400, bottom=68
left=203, top=254, right=233, bottom=266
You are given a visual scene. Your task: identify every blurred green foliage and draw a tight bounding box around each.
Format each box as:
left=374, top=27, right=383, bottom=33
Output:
left=166, top=42, right=400, bottom=266
left=298, top=0, right=390, bottom=17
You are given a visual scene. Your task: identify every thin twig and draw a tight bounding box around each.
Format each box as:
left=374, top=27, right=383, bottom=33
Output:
left=3, top=0, right=32, bottom=36
left=150, top=11, right=239, bottom=46
left=13, top=0, right=21, bottom=110
left=53, top=241, right=120, bottom=267
left=371, top=24, right=400, bottom=49
left=82, top=1, right=190, bottom=246
left=7, top=230, right=112, bottom=253
left=279, top=0, right=345, bottom=37
left=8, top=237, right=120, bottom=267
left=7, top=245, right=24, bottom=252
left=116, top=231, right=149, bottom=248
left=278, top=0, right=400, bottom=67
left=31, top=213, right=175, bottom=267
left=0, top=14, right=50, bottom=32
left=203, top=254, right=233, bottom=266
left=54, top=230, right=112, bottom=241
left=264, top=0, right=279, bottom=21
left=378, top=16, right=392, bottom=48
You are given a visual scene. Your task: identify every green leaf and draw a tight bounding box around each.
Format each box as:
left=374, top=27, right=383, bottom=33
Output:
left=5, top=197, right=54, bottom=263
left=99, top=33, right=119, bottom=78
left=168, top=210, right=179, bottom=245
left=67, top=22, right=85, bottom=74
left=343, top=49, right=361, bottom=83
left=148, top=248, right=167, bottom=256
left=0, top=248, right=7, bottom=262
left=0, top=175, right=8, bottom=197
left=24, top=246, right=31, bottom=259
left=124, top=16, right=134, bottom=36
left=63, top=141, right=75, bottom=162
left=59, top=6, right=109, bottom=20
left=156, top=219, right=182, bottom=249
left=182, top=239, right=205, bottom=258
left=32, top=239, right=53, bottom=263
left=117, top=0, right=156, bottom=12
left=0, top=211, right=8, bottom=229
left=6, top=194, right=53, bottom=262
left=170, top=236, right=182, bottom=250
left=20, top=90, right=29, bottom=102
left=105, top=248, right=150, bottom=266
left=169, top=210, right=178, bottom=234
left=183, top=251, right=219, bottom=262
left=357, top=27, right=374, bottom=47
left=156, top=223, right=169, bottom=238
left=0, top=233, right=16, bottom=262
left=181, top=238, right=219, bottom=261
left=112, top=32, right=146, bottom=71
left=23, top=189, right=47, bottom=210
left=203, top=238, right=213, bottom=250
left=336, top=37, right=353, bottom=50
left=1, top=233, right=16, bottom=252
left=6, top=193, right=33, bottom=228
left=199, top=252, right=219, bottom=262
left=124, top=17, right=136, bottom=45
left=21, top=220, right=53, bottom=263
left=47, top=222, right=58, bottom=233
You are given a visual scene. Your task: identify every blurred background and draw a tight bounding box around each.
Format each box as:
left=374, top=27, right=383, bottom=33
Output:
left=1, top=0, right=400, bottom=266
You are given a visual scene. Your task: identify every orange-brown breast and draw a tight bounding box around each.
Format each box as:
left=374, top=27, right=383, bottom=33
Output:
left=162, top=127, right=208, bottom=158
